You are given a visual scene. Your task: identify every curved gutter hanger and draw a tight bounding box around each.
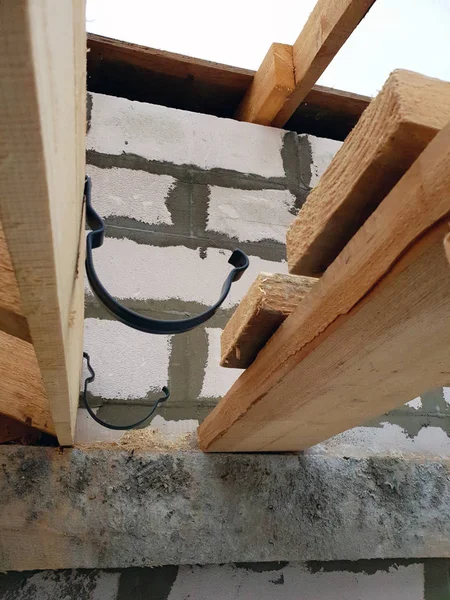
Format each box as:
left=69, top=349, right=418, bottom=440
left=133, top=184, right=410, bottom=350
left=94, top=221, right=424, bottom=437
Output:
left=84, top=176, right=249, bottom=335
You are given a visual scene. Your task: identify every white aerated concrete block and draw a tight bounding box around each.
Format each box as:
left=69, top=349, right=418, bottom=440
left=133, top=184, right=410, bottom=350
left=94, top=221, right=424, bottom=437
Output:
left=85, top=237, right=288, bottom=308
left=168, top=563, right=423, bottom=600
left=201, top=328, right=242, bottom=398
left=88, top=93, right=287, bottom=178
left=207, top=186, right=296, bottom=243
left=86, top=164, right=174, bottom=225
left=309, top=422, right=450, bottom=459
left=307, top=134, right=343, bottom=186
left=83, top=318, right=171, bottom=399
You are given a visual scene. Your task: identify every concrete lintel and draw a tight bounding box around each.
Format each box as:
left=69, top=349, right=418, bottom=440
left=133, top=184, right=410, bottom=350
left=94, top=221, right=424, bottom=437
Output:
left=1, top=447, right=449, bottom=570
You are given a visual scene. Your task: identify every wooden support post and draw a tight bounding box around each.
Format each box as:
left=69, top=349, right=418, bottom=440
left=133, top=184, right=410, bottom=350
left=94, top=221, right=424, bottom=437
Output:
left=0, top=1, right=87, bottom=445
left=221, top=273, right=317, bottom=368
left=287, top=70, right=450, bottom=276
left=235, top=0, right=376, bottom=126
left=198, top=122, right=450, bottom=452
left=234, top=44, right=295, bottom=125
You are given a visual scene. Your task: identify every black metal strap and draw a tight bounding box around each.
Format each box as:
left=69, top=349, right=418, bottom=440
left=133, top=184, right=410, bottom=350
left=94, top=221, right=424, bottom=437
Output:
left=84, top=176, right=249, bottom=334
left=82, top=352, right=170, bottom=431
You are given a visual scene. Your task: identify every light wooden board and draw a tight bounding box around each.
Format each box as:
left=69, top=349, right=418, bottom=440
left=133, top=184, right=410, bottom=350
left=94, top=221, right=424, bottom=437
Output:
left=0, top=222, right=30, bottom=342
left=198, top=122, right=450, bottom=452
left=221, top=273, right=317, bottom=368
left=287, top=70, right=450, bottom=276
left=0, top=1, right=86, bottom=445
left=0, top=330, right=55, bottom=435
left=271, top=0, right=376, bottom=127
left=234, top=44, right=295, bottom=125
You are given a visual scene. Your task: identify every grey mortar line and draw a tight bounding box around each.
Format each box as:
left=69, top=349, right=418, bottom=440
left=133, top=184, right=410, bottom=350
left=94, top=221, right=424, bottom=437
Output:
left=364, top=387, right=450, bottom=438
left=101, top=224, right=287, bottom=262
left=424, top=559, right=450, bottom=600
left=117, top=565, right=179, bottom=600
left=86, top=149, right=293, bottom=192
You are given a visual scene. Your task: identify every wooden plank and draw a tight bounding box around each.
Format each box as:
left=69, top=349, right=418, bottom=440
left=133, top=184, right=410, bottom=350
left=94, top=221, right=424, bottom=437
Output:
left=0, top=330, right=55, bottom=435
left=221, top=273, right=317, bottom=368
left=0, top=222, right=30, bottom=342
left=87, top=33, right=371, bottom=141
left=271, top=0, right=376, bottom=127
left=287, top=70, right=450, bottom=276
left=0, top=416, right=43, bottom=444
left=234, top=44, right=295, bottom=125
left=198, top=121, right=450, bottom=452
left=0, top=1, right=86, bottom=445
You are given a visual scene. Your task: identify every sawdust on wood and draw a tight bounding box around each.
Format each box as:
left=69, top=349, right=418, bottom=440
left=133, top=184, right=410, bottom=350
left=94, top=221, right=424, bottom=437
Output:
left=76, top=428, right=199, bottom=452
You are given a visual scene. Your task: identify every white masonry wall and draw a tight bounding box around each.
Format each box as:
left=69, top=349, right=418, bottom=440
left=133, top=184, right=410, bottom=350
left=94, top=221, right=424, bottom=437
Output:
left=79, top=91, right=450, bottom=462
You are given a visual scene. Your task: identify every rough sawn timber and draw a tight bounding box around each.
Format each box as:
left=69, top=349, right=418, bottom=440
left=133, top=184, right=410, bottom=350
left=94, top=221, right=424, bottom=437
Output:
left=234, top=43, right=295, bottom=125
left=287, top=70, right=450, bottom=276
left=0, top=222, right=30, bottom=342
left=221, top=273, right=317, bottom=368
left=198, top=121, right=450, bottom=452
left=271, top=0, right=377, bottom=127
left=1, top=446, right=450, bottom=570
left=0, top=0, right=87, bottom=444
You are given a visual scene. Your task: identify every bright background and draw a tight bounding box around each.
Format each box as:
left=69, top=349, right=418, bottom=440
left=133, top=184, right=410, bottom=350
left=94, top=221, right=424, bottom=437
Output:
left=86, top=0, right=450, bottom=97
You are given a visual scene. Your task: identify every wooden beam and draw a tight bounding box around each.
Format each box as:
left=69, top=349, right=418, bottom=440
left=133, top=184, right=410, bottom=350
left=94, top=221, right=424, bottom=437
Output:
left=271, top=0, right=377, bottom=127
left=87, top=33, right=371, bottom=141
left=221, top=273, right=317, bottom=368
left=234, top=44, right=295, bottom=125
left=0, top=222, right=30, bottom=342
left=198, top=121, right=450, bottom=452
left=287, top=70, right=450, bottom=276
left=0, top=1, right=86, bottom=445
left=0, top=416, right=44, bottom=444
left=0, top=330, right=55, bottom=435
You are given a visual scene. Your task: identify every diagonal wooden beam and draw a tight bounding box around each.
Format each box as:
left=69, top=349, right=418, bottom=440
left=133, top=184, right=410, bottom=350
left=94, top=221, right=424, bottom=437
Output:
left=0, top=0, right=86, bottom=445
left=235, top=0, right=376, bottom=127
left=234, top=43, right=295, bottom=125
left=198, top=121, right=450, bottom=452
left=287, top=70, right=450, bottom=276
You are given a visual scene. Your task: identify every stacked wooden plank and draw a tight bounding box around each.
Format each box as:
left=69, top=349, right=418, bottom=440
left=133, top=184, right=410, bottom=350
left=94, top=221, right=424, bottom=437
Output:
left=198, top=70, right=450, bottom=452
left=0, top=0, right=86, bottom=445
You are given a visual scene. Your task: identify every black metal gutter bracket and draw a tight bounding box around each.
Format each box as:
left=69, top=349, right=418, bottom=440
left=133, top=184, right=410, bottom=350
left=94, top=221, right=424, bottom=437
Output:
left=82, top=175, right=249, bottom=430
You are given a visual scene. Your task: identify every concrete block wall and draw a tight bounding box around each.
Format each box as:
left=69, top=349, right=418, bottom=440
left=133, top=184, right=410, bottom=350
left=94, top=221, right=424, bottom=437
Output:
left=79, top=91, right=450, bottom=451
left=2, top=559, right=449, bottom=600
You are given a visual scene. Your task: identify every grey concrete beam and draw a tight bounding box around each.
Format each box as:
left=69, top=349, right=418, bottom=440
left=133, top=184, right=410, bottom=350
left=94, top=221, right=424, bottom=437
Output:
left=1, top=447, right=449, bottom=570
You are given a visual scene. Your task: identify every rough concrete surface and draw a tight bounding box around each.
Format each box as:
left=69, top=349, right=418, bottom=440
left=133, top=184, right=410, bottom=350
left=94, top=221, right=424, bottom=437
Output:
left=1, top=447, right=450, bottom=571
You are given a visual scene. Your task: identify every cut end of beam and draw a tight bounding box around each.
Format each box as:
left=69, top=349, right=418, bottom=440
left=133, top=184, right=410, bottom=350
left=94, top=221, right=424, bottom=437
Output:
left=286, top=70, right=450, bottom=276
left=221, top=273, right=318, bottom=368
left=234, top=43, right=294, bottom=125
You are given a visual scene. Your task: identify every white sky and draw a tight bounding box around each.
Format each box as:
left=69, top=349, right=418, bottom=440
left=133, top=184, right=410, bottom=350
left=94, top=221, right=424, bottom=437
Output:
left=87, top=0, right=450, bottom=97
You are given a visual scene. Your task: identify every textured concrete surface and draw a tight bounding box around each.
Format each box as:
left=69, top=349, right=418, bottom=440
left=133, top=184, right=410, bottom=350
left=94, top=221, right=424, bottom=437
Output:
left=1, top=447, right=450, bottom=570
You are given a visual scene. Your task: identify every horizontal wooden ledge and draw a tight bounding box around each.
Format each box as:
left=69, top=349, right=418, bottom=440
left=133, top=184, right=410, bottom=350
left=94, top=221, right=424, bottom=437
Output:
left=87, top=33, right=371, bottom=141
left=221, top=273, right=318, bottom=368
left=287, top=69, right=450, bottom=276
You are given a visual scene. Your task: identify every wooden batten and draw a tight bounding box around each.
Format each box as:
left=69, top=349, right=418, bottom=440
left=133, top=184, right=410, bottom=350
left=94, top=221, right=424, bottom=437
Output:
left=235, top=44, right=295, bottom=125
left=287, top=70, right=450, bottom=276
left=198, top=121, right=450, bottom=452
left=0, top=0, right=86, bottom=444
left=221, top=273, right=317, bottom=369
